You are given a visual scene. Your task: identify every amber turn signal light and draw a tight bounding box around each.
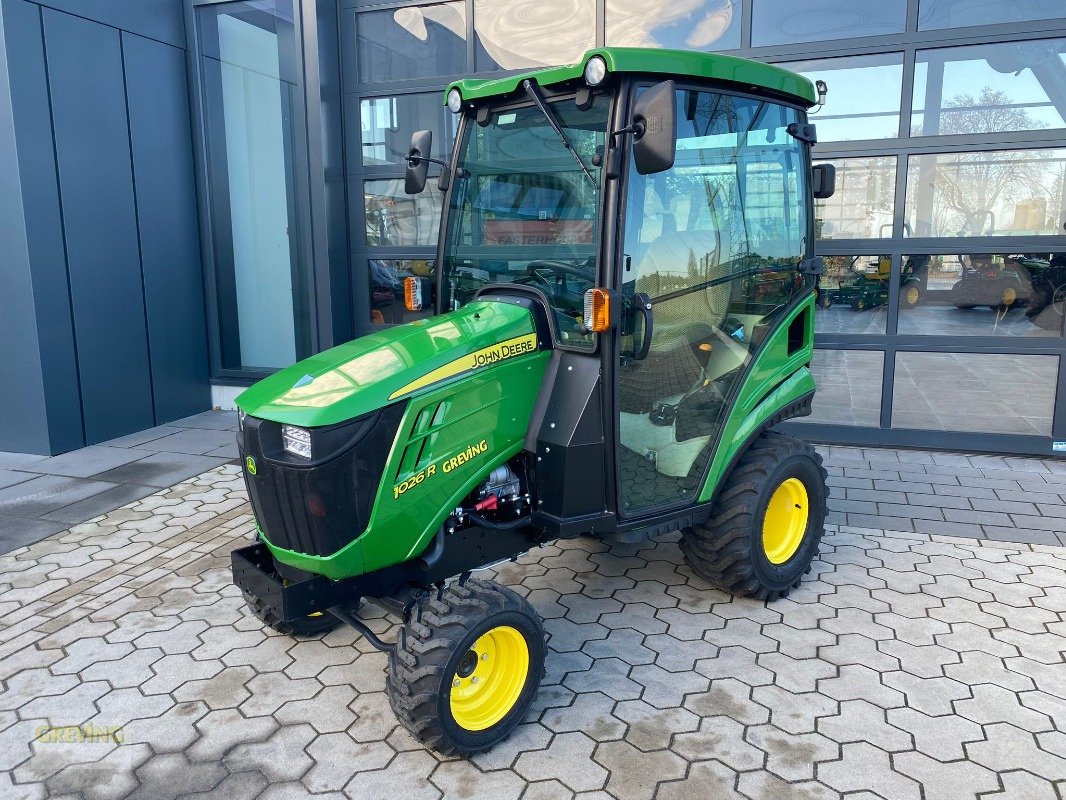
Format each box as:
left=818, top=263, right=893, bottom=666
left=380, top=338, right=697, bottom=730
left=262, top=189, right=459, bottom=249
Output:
left=583, top=287, right=611, bottom=333
left=404, top=277, right=423, bottom=312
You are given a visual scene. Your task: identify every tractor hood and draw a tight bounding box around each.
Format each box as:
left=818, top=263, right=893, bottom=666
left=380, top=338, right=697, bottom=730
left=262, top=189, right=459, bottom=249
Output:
left=235, top=300, right=539, bottom=427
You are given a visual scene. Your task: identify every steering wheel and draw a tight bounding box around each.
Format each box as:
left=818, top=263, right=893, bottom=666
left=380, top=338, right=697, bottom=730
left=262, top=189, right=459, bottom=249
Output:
left=522, top=259, right=595, bottom=335
left=526, top=260, right=595, bottom=285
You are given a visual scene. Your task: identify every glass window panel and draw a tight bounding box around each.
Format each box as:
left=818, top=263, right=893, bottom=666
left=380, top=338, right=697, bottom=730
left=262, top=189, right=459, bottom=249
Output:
left=606, top=0, right=741, bottom=52
left=898, top=252, right=1066, bottom=338
left=370, top=259, right=436, bottom=325
left=815, top=156, right=896, bottom=240
left=440, top=93, right=610, bottom=350
left=197, top=0, right=311, bottom=372
left=919, top=0, right=1066, bottom=30
left=358, top=93, right=456, bottom=167
left=794, top=350, right=884, bottom=427
left=816, top=255, right=891, bottom=334
left=779, top=54, right=903, bottom=142
left=615, top=89, right=812, bottom=510
left=892, top=352, right=1057, bottom=435
left=355, top=2, right=467, bottom=83
left=474, top=0, right=595, bottom=71
left=752, top=0, right=906, bottom=47
left=913, top=40, right=1066, bottom=137
left=365, top=179, right=442, bottom=247
left=905, top=149, right=1066, bottom=237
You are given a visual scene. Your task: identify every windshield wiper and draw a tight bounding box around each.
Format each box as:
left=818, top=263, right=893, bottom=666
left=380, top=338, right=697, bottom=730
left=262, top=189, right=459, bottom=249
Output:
left=521, top=79, right=595, bottom=185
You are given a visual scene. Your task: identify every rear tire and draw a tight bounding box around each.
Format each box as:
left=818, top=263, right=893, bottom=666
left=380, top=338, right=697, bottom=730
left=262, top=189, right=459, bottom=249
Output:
left=988, top=281, right=1021, bottom=311
left=1027, top=273, right=1066, bottom=330
left=241, top=588, right=341, bottom=636
left=386, top=578, right=545, bottom=756
left=950, top=279, right=977, bottom=309
left=680, top=432, right=827, bottom=601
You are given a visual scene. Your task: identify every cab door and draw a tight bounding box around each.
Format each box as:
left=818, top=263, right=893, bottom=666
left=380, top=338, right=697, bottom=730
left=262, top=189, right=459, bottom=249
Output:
left=614, top=86, right=810, bottom=517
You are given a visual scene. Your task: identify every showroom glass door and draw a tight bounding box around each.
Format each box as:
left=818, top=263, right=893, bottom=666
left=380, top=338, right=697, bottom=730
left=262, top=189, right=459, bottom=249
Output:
left=193, top=0, right=315, bottom=377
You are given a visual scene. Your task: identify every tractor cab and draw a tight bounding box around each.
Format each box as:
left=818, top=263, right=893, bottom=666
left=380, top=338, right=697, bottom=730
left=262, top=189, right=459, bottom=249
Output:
left=231, top=48, right=836, bottom=756
left=403, top=49, right=831, bottom=524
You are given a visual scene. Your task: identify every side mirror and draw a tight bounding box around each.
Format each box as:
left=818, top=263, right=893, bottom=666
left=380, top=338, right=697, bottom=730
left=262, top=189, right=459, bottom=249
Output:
left=631, top=80, right=676, bottom=175
left=812, top=163, right=836, bottom=199
left=405, top=129, right=432, bottom=195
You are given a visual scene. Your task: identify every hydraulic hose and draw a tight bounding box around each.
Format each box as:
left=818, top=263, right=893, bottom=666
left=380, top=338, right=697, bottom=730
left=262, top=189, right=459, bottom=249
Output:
left=328, top=606, right=394, bottom=653
left=466, top=511, right=530, bottom=530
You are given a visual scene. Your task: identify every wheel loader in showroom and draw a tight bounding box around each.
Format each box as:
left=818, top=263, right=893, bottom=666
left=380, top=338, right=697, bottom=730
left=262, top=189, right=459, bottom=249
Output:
left=231, top=47, right=836, bottom=755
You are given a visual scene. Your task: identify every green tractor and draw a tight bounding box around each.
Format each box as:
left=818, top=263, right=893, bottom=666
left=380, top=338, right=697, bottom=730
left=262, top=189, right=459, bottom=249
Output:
left=818, top=255, right=924, bottom=311
left=949, top=253, right=1029, bottom=311
left=231, top=47, right=835, bottom=755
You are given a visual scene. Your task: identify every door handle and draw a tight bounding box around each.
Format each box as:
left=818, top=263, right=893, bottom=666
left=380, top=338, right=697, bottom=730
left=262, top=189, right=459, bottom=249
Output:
left=634, top=292, right=653, bottom=361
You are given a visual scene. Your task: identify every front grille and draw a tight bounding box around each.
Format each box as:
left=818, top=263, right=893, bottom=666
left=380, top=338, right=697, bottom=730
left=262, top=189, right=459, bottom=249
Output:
left=239, top=404, right=406, bottom=557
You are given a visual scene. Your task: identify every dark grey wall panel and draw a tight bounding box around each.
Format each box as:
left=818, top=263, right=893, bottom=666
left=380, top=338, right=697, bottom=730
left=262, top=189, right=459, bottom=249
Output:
left=1, top=0, right=82, bottom=454
left=42, top=8, right=155, bottom=443
left=36, top=0, right=184, bottom=47
left=122, top=31, right=210, bottom=423
left=0, top=0, right=51, bottom=454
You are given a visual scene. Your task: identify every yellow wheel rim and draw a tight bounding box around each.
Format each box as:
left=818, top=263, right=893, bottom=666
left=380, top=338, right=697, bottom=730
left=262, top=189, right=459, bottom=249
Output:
left=1002, top=287, right=1017, bottom=306
left=449, top=625, right=529, bottom=731
left=762, top=477, right=809, bottom=565
left=906, top=286, right=920, bottom=305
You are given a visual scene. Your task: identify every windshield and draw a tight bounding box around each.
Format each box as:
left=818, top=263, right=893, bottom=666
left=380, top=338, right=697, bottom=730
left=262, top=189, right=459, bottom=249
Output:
left=440, top=93, right=611, bottom=349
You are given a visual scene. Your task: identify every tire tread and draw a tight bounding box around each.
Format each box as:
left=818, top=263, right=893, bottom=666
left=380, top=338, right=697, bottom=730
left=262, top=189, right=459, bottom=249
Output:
left=680, top=432, right=827, bottom=601
left=386, top=577, right=545, bottom=756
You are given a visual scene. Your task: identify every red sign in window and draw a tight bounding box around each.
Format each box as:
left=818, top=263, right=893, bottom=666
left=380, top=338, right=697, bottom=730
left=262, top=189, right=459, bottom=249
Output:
left=483, top=219, right=593, bottom=246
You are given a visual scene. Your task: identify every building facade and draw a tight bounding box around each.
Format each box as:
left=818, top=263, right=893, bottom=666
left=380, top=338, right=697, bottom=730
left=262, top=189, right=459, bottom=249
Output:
left=2, top=0, right=1065, bottom=455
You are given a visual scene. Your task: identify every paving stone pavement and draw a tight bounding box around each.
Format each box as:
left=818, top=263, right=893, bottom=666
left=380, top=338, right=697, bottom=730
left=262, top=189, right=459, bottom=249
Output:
left=0, top=465, right=1064, bottom=800
left=819, top=445, right=1066, bottom=547
left=0, top=411, right=239, bottom=555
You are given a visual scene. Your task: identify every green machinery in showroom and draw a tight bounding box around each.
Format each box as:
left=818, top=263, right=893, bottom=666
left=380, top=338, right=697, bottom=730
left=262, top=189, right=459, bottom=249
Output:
left=231, top=47, right=836, bottom=755
left=818, top=255, right=925, bottom=311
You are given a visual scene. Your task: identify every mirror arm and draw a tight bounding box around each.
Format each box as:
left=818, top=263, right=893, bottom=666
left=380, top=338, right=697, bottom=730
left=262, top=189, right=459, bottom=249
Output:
left=787, top=122, right=818, bottom=144
left=405, top=154, right=466, bottom=192
left=609, top=121, right=644, bottom=147
left=404, top=154, right=450, bottom=171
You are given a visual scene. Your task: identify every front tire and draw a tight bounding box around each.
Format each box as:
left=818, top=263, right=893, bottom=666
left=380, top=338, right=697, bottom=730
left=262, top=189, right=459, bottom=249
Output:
left=241, top=588, right=341, bottom=636
left=386, top=578, right=545, bottom=756
left=680, top=432, right=827, bottom=601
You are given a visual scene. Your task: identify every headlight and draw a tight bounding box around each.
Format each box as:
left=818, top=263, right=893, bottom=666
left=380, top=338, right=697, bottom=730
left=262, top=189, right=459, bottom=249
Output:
left=282, top=425, right=312, bottom=459
left=584, top=55, right=607, bottom=86
left=447, top=87, right=462, bottom=113
left=238, top=409, right=246, bottom=432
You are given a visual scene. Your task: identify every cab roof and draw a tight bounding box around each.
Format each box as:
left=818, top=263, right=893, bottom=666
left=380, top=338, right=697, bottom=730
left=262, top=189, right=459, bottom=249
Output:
left=446, top=47, right=817, bottom=109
